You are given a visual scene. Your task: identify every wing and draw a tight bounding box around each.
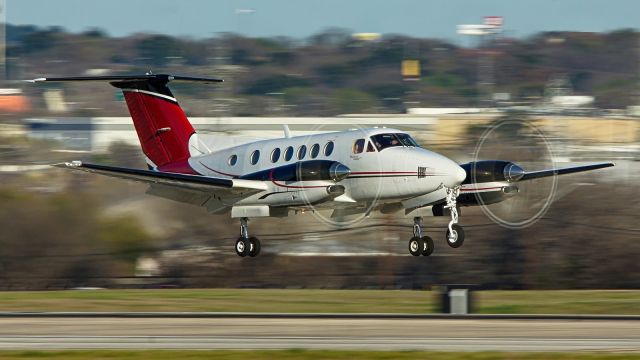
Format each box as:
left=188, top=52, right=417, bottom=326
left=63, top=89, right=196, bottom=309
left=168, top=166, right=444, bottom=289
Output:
left=53, top=161, right=267, bottom=197
left=519, top=162, right=614, bottom=181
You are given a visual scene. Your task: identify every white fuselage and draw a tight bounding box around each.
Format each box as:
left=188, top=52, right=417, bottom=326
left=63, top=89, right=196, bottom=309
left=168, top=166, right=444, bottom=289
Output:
left=187, top=128, right=466, bottom=212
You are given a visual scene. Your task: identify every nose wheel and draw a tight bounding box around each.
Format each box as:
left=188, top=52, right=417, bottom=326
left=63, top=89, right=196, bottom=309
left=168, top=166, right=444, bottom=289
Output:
left=236, top=218, right=261, bottom=258
left=446, top=224, right=465, bottom=248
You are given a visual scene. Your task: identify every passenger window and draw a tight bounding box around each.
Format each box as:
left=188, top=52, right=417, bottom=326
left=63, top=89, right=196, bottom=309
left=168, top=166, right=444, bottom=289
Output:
left=271, top=148, right=281, bottom=163
left=250, top=150, right=260, bottom=165
left=228, top=154, right=238, bottom=166
left=324, top=141, right=334, bottom=156
left=310, top=143, right=320, bottom=158
left=353, top=139, right=365, bottom=154
left=284, top=146, right=294, bottom=161
left=366, top=141, right=376, bottom=152
left=297, top=145, right=307, bottom=160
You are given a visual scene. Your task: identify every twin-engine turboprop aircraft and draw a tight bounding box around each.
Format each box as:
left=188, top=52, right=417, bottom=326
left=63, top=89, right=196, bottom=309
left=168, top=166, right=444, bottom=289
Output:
left=31, top=74, right=614, bottom=258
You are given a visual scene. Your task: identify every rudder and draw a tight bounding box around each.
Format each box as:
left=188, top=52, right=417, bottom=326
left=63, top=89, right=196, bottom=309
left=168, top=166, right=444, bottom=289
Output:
left=113, top=80, right=194, bottom=169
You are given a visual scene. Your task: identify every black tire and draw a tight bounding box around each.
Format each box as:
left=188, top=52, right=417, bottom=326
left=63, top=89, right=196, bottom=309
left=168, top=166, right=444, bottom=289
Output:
left=248, top=237, right=261, bottom=257
left=445, top=224, right=465, bottom=248
left=421, top=236, right=434, bottom=256
left=408, top=237, right=424, bottom=256
left=235, top=237, right=249, bottom=257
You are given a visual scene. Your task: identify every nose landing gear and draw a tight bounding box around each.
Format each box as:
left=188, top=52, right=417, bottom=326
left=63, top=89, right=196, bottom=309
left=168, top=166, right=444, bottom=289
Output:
left=444, top=186, right=465, bottom=248
left=235, top=217, right=261, bottom=258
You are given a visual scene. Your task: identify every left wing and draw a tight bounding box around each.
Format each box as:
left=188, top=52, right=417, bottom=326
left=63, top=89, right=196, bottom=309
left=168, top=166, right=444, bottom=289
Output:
left=518, top=162, right=615, bottom=181
left=53, top=161, right=267, bottom=196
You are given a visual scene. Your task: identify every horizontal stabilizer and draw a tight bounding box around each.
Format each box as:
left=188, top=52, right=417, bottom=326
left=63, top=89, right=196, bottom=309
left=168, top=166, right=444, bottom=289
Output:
left=28, top=74, right=223, bottom=84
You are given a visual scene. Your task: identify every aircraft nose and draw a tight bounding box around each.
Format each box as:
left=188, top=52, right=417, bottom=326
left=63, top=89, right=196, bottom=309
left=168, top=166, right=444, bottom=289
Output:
left=443, top=160, right=466, bottom=187
left=456, top=165, right=467, bottom=183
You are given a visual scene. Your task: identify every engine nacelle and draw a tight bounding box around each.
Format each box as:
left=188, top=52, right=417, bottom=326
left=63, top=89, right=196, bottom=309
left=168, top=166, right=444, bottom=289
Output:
left=240, top=160, right=351, bottom=182
left=459, top=160, right=525, bottom=184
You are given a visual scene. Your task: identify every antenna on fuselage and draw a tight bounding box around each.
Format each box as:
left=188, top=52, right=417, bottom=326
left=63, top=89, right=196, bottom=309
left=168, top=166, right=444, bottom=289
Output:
left=283, top=124, right=292, bottom=138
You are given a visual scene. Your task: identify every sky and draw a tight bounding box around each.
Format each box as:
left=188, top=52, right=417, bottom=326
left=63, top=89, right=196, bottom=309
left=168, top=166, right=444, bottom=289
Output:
left=4, top=0, right=640, bottom=41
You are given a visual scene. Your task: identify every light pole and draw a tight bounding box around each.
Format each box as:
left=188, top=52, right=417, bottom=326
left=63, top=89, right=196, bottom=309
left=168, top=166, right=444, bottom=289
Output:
left=235, top=8, right=256, bottom=37
left=457, top=17, right=503, bottom=108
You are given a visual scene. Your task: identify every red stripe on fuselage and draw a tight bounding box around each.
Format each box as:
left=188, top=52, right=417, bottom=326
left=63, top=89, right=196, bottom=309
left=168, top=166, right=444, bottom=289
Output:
left=350, top=171, right=417, bottom=175
left=198, top=161, right=238, bottom=177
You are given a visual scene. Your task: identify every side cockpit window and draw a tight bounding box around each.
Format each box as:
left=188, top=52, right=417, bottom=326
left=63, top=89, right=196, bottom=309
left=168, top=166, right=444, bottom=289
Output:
left=371, top=133, right=402, bottom=151
left=353, top=139, right=365, bottom=154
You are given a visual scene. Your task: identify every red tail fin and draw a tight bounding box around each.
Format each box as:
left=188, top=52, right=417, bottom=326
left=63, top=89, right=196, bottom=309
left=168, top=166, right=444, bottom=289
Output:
left=120, top=88, right=194, bottom=168
left=31, top=74, right=222, bottom=172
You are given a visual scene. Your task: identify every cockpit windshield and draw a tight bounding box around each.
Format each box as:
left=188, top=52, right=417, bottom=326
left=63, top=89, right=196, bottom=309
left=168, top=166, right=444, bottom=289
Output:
left=395, top=133, right=420, bottom=147
left=371, top=133, right=420, bottom=151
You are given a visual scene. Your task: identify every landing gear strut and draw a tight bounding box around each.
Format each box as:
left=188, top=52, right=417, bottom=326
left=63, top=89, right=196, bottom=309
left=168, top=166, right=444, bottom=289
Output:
left=235, top=217, right=261, bottom=257
left=408, top=216, right=434, bottom=257
left=444, top=186, right=465, bottom=248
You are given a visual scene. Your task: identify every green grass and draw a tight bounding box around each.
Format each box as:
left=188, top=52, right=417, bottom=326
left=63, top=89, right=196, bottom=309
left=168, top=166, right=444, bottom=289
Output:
left=0, top=351, right=639, bottom=360
left=0, top=289, right=638, bottom=314
left=477, top=290, right=640, bottom=315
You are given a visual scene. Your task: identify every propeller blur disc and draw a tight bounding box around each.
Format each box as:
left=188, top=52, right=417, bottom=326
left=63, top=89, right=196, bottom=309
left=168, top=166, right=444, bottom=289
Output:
left=472, top=118, right=558, bottom=229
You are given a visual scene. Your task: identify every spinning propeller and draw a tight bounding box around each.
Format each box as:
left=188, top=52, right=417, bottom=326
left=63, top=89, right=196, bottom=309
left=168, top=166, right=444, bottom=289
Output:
left=459, top=119, right=613, bottom=229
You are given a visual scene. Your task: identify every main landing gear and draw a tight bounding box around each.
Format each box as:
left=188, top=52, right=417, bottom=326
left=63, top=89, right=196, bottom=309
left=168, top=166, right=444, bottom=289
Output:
left=408, top=217, right=434, bottom=256
left=407, top=186, right=465, bottom=256
left=235, top=217, right=261, bottom=258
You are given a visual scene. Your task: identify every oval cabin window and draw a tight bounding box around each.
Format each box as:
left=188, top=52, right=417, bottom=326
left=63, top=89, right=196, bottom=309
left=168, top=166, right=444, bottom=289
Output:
left=284, top=146, right=294, bottom=161
left=310, top=143, right=320, bottom=158
left=250, top=150, right=260, bottom=165
left=271, top=148, right=281, bottom=163
left=228, top=154, right=238, bottom=166
left=297, top=145, right=307, bottom=160
left=324, top=141, right=334, bottom=156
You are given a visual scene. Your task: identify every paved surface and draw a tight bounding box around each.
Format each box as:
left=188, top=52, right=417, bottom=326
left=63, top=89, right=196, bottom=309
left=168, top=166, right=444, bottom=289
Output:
left=0, top=317, right=638, bottom=351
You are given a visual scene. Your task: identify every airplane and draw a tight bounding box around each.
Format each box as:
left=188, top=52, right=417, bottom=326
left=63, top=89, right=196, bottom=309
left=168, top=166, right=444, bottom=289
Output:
left=30, top=74, right=614, bottom=258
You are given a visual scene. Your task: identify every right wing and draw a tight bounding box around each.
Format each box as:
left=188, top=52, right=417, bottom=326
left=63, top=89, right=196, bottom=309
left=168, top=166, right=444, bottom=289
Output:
left=54, top=161, right=267, bottom=198
left=518, top=162, right=615, bottom=181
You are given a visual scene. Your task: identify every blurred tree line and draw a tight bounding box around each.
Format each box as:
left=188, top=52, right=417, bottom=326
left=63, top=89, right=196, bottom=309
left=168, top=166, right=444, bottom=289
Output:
left=7, top=25, right=640, bottom=116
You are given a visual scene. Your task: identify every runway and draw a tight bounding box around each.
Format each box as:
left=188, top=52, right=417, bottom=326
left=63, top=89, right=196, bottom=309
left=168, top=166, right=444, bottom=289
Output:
left=0, top=316, right=638, bottom=351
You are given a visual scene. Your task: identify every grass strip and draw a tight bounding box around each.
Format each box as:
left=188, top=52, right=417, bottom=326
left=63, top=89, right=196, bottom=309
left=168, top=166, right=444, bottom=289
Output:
left=0, top=289, right=637, bottom=314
